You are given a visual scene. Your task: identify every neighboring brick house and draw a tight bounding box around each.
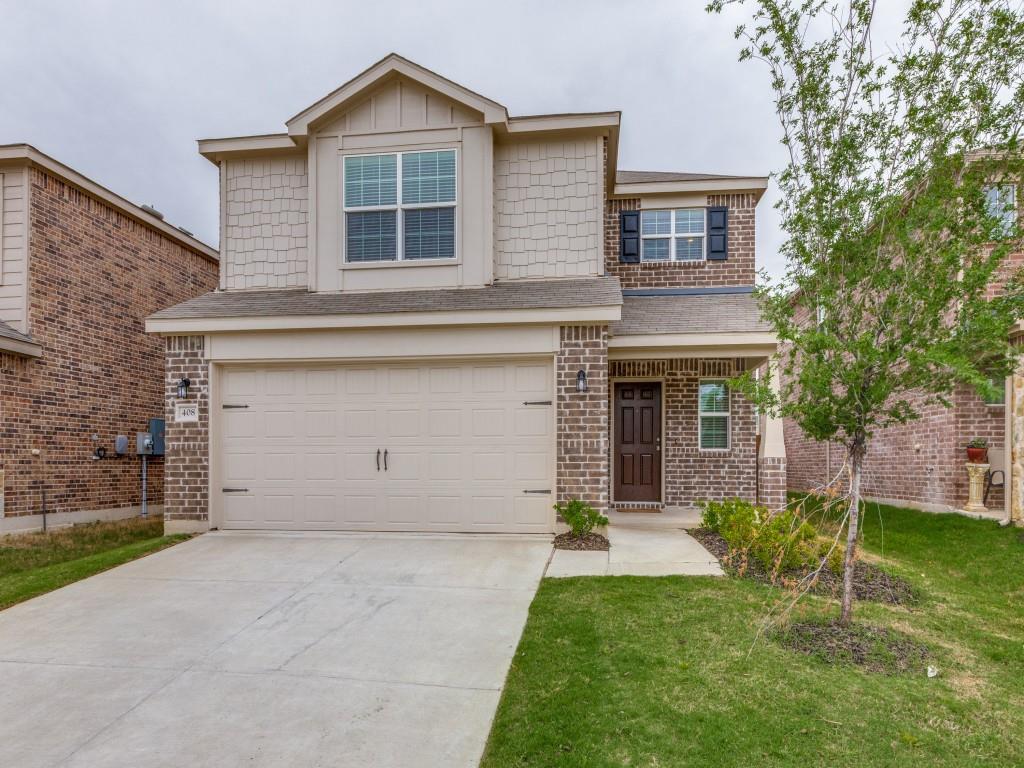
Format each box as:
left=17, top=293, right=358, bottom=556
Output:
left=147, top=54, right=785, bottom=535
left=0, top=145, right=219, bottom=533
left=784, top=185, right=1022, bottom=522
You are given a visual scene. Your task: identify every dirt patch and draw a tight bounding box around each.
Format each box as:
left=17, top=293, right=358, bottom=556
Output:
left=553, top=532, right=610, bottom=551
left=778, top=620, right=931, bottom=674
left=690, top=528, right=915, bottom=605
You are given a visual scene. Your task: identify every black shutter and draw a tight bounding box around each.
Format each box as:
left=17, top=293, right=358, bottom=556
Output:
left=707, top=206, right=728, bottom=261
left=620, top=210, right=641, bottom=263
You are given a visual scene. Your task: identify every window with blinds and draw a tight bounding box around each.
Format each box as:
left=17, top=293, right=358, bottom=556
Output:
left=698, top=380, right=730, bottom=450
left=343, top=149, right=456, bottom=262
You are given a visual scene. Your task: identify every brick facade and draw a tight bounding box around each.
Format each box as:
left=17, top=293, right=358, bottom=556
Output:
left=556, top=325, right=610, bottom=513
left=784, top=383, right=1005, bottom=512
left=604, top=193, right=758, bottom=289
left=0, top=168, right=218, bottom=524
left=163, top=336, right=211, bottom=530
left=609, top=358, right=760, bottom=508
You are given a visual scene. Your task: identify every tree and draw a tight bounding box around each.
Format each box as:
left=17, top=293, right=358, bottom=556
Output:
left=708, top=0, right=1024, bottom=624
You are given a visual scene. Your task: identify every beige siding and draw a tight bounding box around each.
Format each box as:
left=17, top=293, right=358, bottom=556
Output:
left=223, top=155, right=309, bottom=290
left=494, top=138, right=602, bottom=280
left=318, top=77, right=483, bottom=134
left=0, top=167, right=28, bottom=331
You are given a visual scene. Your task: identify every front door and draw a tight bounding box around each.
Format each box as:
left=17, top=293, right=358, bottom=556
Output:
left=614, top=382, right=662, bottom=503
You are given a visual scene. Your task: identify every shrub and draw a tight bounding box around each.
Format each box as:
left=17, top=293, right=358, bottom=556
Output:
left=699, top=498, right=840, bottom=575
left=554, top=499, right=608, bottom=538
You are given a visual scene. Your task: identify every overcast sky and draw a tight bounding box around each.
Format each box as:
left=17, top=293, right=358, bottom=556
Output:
left=0, top=0, right=911, bottom=280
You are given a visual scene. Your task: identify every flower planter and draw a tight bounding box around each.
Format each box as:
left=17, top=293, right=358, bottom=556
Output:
left=966, top=447, right=988, bottom=463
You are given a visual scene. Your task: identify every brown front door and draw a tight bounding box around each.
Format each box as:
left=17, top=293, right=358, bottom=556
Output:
left=614, top=382, right=662, bottom=503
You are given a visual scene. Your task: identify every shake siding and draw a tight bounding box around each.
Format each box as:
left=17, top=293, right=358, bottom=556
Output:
left=223, top=155, right=309, bottom=290
left=0, top=167, right=28, bottom=331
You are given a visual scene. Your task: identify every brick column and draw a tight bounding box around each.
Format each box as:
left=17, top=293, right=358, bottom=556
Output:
left=556, top=325, right=609, bottom=514
left=163, top=336, right=210, bottom=534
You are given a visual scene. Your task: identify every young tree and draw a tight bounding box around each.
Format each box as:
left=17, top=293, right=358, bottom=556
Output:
left=708, top=0, right=1024, bottom=624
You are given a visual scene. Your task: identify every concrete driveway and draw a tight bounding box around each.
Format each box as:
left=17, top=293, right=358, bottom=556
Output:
left=0, top=532, right=551, bottom=768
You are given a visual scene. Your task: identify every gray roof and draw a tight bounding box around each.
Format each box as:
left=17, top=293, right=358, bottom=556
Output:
left=611, top=293, right=770, bottom=336
left=149, top=276, right=623, bottom=321
left=0, top=319, right=35, bottom=345
left=615, top=170, right=757, bottom=184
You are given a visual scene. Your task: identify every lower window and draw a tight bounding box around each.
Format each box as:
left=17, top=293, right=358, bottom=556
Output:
left=698, top=379, right=730, bottom=450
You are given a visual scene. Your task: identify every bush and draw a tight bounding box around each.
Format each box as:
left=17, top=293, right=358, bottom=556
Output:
left=554, top=499, right=608, bottom=538
left=699, top=498, right=838, bottom=575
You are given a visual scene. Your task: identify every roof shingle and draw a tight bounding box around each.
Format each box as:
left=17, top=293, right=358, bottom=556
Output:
left=611, top=293, right=770, bottom=336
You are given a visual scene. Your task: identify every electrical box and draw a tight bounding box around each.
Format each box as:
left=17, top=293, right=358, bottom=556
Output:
left=114, top=435, right=129, bottom=456
left=148, top=418, right=166, bottom=456
left=136, top=432, right=154, bottom=455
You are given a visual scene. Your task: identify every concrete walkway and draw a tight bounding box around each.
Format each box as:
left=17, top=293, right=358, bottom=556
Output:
left=547, top=509, right=723, bottom=578
left=0, top=532, right=551, bottom=768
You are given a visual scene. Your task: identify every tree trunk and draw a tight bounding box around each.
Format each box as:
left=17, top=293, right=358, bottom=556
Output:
left=839, top=448, right=864, bottom=626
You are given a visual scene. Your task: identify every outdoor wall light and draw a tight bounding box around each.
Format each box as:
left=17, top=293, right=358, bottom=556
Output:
left=177, top=378, right=191, bottom=399
left=576, top=369, right=588, bottom=393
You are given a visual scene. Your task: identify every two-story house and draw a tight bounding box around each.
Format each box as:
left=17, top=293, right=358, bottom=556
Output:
left=1, top=144, right=219, bottom=533
left=147, top=54, right=785, bottom=535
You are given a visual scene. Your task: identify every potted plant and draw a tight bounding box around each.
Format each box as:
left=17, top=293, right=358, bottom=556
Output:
left=966, top=438, right=988, bottom=463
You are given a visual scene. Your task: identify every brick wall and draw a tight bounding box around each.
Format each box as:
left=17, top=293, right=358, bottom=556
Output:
left=784, top=394, right=981, bottom=511
left=609, top=358, right=758, bottom=507
left=556, top=325, right=610, bottom=513
left=0, top=168, right=218, bottom=519
left=604, top=194, right=757, bottom=289
left=223, top=155, right=309, bottom=290
left=758, top=456, right=787, bottom=510
left=163, top=336, right=210, bottom=529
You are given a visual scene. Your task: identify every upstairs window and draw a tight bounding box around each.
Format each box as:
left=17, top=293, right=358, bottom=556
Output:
left=985, top=184, right=1017, bottom=238
left=698, top=380, right=730, bottom=450
left=641, top=208, right=706, bottom=262
left=343, top=150, right=456, bottom=262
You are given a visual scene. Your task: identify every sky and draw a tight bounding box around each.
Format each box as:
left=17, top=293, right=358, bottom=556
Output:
left=0, top=0, right=909, bottom=280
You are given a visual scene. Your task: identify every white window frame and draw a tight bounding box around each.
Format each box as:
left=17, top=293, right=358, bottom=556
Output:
left=342, top=149, right=458, bottom=264
left=640, top=208, right=707, bottom=263
left=985, top=183, right=1018, bottom=238
left=698, top=378, right=731, bottom=451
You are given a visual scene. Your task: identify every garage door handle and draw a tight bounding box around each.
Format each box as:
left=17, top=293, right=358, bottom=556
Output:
left=376, top=449, right=381, bottom=472
left=523, top=489, right=551, bottom=494
left=222, top=488, right=249, bottom=493
left=384, top=449, right=388, bottom=471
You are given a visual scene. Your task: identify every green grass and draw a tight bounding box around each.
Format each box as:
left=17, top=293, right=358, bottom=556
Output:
left=0, top=516, right=189, bottom=610
left=481, top=501, right=1024, bottom=767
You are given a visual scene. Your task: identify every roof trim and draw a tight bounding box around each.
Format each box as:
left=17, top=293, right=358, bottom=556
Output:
left=613, top=176, right=769, bottom=197
left=198, top=133, right=303, bottom=163
left=0, top=322, right=43, bottom=358
left=146, top=304, right=621, bottom=335
left=505, top=112, right=620, bottom=134
left=0, top=144, right=218, bottom=262
left=621, top=286, right=755, bottom=297
left=285, top=53, right=509, bottom=137
left=608, top=330, right=778, bottom=358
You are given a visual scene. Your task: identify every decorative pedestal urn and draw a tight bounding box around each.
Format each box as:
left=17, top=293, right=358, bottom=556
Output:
left=964, top=462, right=990, bottom=515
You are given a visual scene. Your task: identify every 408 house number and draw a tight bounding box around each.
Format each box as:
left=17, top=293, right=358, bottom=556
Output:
left=175, top=402, right=199, bottom=423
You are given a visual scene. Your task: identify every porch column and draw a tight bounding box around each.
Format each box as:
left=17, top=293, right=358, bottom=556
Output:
left=758, top=358, right=788, bottom=510
left=1010, top=357, right=1024, bottom=525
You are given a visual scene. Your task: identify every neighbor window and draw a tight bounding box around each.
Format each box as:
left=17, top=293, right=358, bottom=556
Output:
left=985, top=184, right=1018, bottom=238
left=983, top=374, right=1005, bottom=406
left=641, top=208, right=705, bottom=262
left=343, top=149, right=456, bottom=262
left=699, top=380, right=730, bottom=450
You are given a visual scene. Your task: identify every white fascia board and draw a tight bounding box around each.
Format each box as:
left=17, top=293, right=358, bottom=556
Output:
left=506, top=113, right=620, bottom=134
left=613, top=177, right=769, bottom=197
left=608, top=331, right=778, bottom=358
left=146, top=304, right=622, bottom=335
left=0, top=335, right=43, bottom=358
left=197, top=134, right=302, bottom=163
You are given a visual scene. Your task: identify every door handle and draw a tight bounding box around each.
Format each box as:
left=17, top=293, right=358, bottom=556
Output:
left=384, top=449, right=388, bottom=471
left=222, top=488, right=249, bottom=493
left=376, top=449, right=381, bottom=472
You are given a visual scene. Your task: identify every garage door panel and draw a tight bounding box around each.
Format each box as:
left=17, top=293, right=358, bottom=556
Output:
left=218, top=360, right=553, bottom=532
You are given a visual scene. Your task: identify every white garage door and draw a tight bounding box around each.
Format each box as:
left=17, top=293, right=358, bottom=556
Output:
left=217, top=359, right=554, bottom=533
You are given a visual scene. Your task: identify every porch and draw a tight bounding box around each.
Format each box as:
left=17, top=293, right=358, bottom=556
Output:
left=604, top=289, right=787, bottom=513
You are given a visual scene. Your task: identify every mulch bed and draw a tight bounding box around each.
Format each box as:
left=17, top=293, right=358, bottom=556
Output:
left=553, top=532, right=610, bottom=551
left=778, top=620, right=931, bottom=674
left=690, top=528, right=915, bottom=605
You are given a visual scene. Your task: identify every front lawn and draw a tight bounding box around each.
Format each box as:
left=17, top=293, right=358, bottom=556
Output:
left=481, top=503, right=1024, bottom=767
left=0, top=516, right=189, bottom=610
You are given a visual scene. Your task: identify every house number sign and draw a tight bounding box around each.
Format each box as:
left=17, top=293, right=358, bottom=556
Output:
left=175, top=403, right=199, bottom=423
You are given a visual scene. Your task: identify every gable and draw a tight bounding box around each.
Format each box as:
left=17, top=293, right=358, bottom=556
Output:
left=287, top=53, right=507, bottom=138
left=318, top=76, right=485, bottom=135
